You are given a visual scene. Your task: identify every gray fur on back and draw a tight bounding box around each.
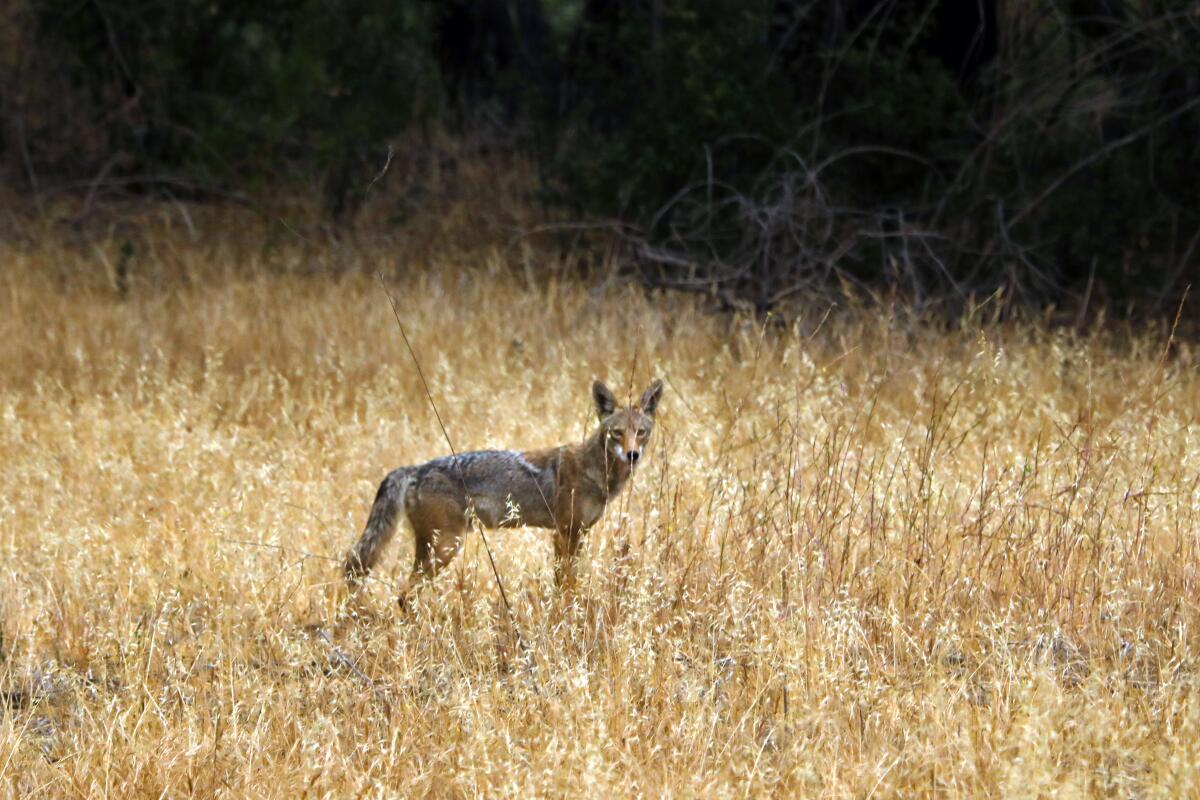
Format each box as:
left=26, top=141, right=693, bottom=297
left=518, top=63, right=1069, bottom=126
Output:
left=412, top=449, right=559, bottom=529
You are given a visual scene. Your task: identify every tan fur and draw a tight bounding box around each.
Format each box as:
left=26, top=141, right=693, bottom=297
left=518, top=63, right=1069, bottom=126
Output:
left=345, top=379, right=664, bottom=605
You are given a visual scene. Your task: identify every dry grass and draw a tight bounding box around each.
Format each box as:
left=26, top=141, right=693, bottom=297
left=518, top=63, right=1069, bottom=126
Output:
left=1, top=204, right=1199, bottom=798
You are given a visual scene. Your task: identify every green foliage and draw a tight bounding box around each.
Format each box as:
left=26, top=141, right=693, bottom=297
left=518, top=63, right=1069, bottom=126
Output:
left=8, top=0, right=1198, bottom=309
left=551, top=1, right=793, bottom=217
left=546, top=1, right=983, bottom=225
left=32, top=0, right=438, bottom=206
left=545, top=1, right=1197, bottom=307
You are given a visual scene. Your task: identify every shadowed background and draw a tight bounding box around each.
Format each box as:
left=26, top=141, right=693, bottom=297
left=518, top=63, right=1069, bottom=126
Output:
left=2, top=0, right=1197, bottom=314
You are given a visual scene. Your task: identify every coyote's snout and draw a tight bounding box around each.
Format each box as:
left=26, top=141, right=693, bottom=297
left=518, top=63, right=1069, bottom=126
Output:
left=345, top=379, right=664, bottom=604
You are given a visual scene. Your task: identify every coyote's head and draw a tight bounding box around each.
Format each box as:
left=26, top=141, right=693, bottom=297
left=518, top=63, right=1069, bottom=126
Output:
left=592, top=379, right=664, bottom=467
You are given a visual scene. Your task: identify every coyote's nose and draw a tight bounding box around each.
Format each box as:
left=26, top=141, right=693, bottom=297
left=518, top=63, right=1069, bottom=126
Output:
left=628, top=450, right=640, bottom=464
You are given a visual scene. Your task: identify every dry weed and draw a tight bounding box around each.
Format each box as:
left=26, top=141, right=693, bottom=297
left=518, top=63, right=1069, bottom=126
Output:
left=0, top=215, right=1198, bottom=797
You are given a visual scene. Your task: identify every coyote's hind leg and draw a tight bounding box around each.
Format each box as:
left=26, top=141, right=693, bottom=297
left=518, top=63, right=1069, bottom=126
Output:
left=397, top=502, right=467, bottom=609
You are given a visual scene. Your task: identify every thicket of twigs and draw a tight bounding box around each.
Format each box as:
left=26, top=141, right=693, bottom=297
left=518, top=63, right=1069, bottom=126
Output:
left=1, top=182, right=1198, bottom=795
left=3, top=1, right=1197, bottom=312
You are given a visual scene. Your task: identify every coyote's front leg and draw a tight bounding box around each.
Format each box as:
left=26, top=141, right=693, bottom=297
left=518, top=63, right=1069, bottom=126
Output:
left=552, top=524, right=587, bottom=589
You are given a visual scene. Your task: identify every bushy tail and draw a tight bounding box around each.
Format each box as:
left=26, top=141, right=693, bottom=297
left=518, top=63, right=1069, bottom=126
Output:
left=345, top=468, right=414, bottom=587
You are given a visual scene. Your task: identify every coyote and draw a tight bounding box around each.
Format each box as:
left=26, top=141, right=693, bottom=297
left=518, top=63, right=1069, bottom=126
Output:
left=345, top=379, right=664, bottom=603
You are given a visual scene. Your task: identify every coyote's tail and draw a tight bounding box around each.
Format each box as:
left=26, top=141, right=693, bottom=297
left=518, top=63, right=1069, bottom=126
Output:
left=345, top=467, right=415, bottom=586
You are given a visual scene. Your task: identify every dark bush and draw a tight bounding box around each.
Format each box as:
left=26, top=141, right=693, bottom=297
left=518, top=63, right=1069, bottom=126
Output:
left=7, top=0, right=438, bottom=211
left=547, top=1, right=1198, bottom=312
left=2, top=0, right=1196, bottom=313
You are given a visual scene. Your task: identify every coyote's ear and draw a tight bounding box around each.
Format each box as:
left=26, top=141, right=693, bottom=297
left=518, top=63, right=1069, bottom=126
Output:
left=593, top=381, right=616, bottom=419
left=639, top=379, right=664, bottom=416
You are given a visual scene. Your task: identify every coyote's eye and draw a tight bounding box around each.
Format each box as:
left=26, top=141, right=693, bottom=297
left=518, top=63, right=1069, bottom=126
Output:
left=636, top=427, right=649, bottom=438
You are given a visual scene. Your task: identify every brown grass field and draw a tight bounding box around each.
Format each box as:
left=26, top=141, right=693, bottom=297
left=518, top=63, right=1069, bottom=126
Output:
left=1, top=195, right=1199, bottom=797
